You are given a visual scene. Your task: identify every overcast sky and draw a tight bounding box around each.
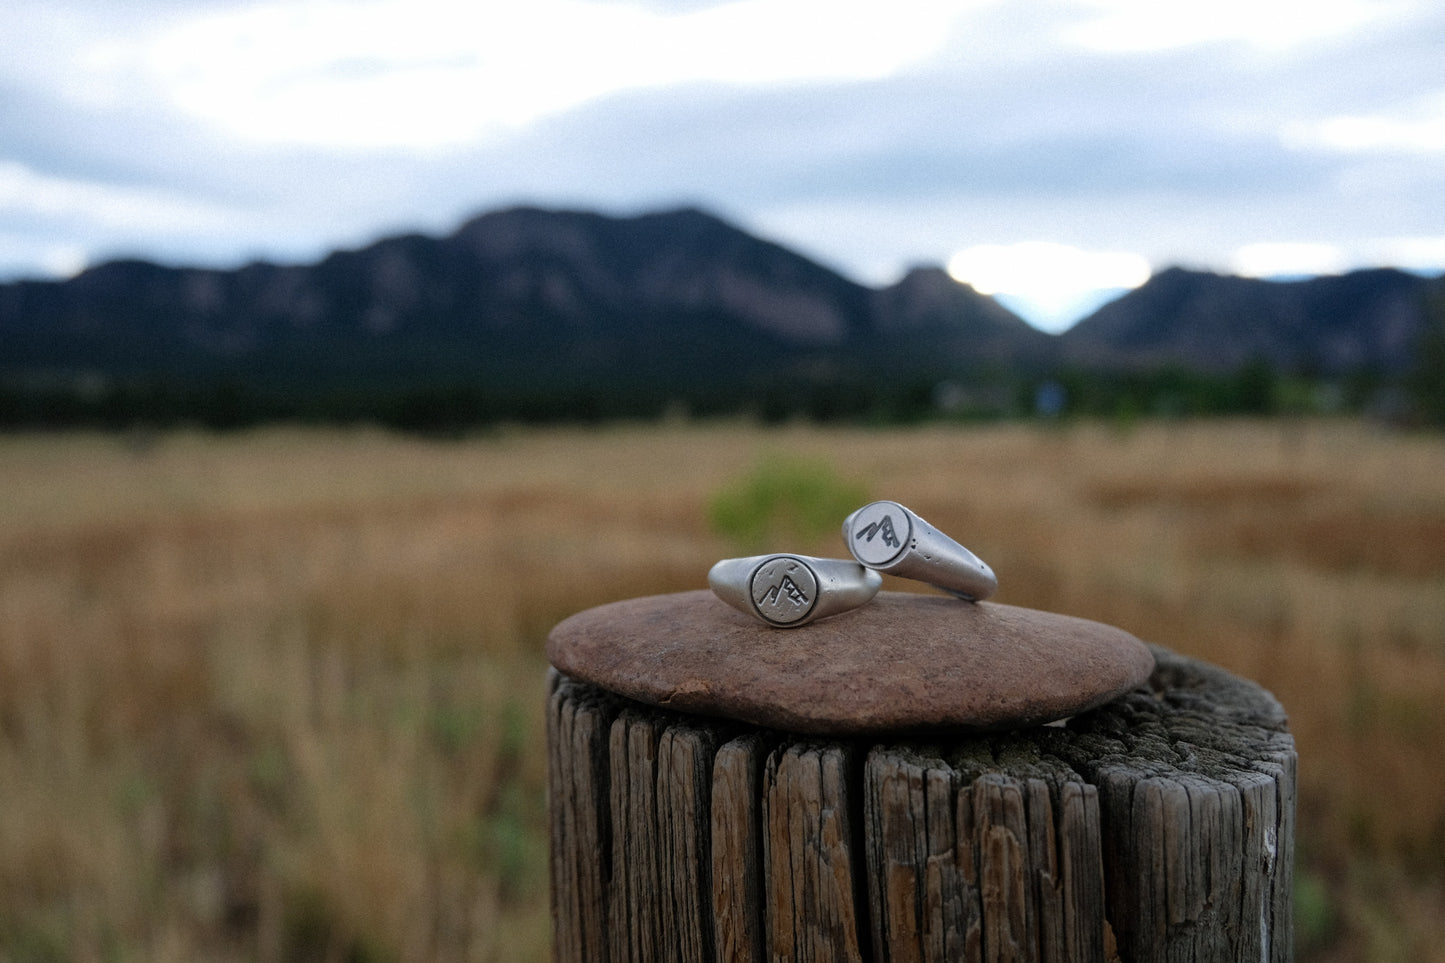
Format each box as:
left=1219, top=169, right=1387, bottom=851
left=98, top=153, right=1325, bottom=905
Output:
left=3, top=0, right=1443, bottom=331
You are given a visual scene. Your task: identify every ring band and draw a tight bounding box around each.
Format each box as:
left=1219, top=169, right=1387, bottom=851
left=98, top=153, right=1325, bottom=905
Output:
left=708, top=554, right=882, bottom=627
left=842, top=500, right=997, bottom=601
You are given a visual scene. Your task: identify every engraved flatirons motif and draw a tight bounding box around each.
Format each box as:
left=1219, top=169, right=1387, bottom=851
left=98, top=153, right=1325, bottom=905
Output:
left=749, top=557, right=819, bottom=625
left=757, top=573, right=810, bottom=608
left=847, top=501, right=911, bottom=566
left=855, top=514, right=899, bottom=549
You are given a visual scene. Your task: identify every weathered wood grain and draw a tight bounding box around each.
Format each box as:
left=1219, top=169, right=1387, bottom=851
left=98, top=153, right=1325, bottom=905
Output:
left=548, top=668, right=616, bottom=962
left=1058, top=647, right=1298, bottom=963
left=547, top=645, right=1296, bottom=962
left=864, top=739, right=1107, bottom=963
left=711, top=734, right=769, bottom=963
left=763, top=741, right=868, bottom=962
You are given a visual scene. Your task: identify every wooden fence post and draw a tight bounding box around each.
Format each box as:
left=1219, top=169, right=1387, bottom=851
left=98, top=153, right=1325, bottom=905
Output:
left=547, top=598, right=1296, bottom=963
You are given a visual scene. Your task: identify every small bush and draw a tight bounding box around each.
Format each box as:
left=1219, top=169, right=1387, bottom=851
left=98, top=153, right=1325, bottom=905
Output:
left=707, top=454, right=869, bottom=553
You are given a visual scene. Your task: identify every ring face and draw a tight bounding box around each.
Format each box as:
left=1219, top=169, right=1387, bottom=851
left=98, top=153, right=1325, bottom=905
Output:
left=749, top=556, right=819, bottom=626
left=847, top=500, right=912, bottom=567
left=710, top=554, right=881, bottom=627
left=842, top=499, right=998, bottom=601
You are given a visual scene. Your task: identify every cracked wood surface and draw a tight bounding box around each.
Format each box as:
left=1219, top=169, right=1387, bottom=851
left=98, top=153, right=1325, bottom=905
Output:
left=547, top=645, right=1296, bottom=962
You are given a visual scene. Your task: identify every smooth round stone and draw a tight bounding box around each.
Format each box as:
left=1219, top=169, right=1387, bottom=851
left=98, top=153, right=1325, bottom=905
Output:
left=546, top=590, right=1156, bottom=735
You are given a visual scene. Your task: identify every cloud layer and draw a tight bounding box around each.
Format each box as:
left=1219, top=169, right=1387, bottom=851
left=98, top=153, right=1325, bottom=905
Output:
left=3, top=0, right=1443, bottom=329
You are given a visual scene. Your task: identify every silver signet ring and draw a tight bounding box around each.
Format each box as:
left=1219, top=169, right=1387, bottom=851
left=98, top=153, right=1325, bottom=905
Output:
left=708, top=554, right=883, bottom=628
left=842, top=500, right=998, bottom=601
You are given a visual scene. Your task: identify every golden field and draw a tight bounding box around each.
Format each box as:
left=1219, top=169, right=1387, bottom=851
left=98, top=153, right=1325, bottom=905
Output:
left=0, top=418, right=1442, bottom=961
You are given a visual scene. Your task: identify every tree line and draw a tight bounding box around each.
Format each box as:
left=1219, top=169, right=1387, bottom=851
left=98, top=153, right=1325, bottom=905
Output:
left=2, top=351, right=1439, bottom=433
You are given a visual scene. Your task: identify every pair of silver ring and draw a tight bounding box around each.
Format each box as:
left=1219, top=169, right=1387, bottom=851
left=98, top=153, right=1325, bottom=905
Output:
left=708, top=500, right=997, bottom=628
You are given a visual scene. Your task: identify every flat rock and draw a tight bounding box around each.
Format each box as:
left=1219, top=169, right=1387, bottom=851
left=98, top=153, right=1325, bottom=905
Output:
left=546, top=590, right=1155, bottom=735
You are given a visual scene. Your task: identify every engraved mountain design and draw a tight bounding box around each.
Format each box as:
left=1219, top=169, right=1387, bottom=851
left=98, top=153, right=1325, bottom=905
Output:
left=856, top=515, right=900, bottom=549
left=757, top=575, right=810, bottom=608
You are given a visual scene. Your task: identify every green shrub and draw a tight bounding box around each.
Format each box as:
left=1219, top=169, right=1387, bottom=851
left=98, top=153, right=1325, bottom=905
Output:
left=708, top=454, right=869, bottom=553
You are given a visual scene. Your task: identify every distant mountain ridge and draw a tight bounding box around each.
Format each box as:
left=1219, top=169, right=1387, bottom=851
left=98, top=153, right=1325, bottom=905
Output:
left=1061, top=265, right=1437, bottom=374
left=0, top=207, right=1041, bottom=396
left=1, top=205, right=1439, bottom=418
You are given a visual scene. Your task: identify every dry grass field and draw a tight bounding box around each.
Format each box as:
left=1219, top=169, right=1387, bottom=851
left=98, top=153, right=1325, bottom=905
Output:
left=0, top=418, right=1442, bottom=961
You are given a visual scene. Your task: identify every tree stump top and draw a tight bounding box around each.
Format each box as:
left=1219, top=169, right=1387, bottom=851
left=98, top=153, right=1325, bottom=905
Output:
left=546, top=590, right=1154, bottom=735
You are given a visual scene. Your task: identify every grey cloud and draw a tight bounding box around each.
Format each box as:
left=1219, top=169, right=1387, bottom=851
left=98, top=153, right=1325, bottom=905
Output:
left=1, top=0, right=1442, bottom=286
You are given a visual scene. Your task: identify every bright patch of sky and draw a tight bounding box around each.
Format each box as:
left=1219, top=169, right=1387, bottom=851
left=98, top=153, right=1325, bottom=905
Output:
left=1233, top=236, right=1445, bottom=279
left=0, top=234, right=88, bottom=279
left=1284, top=94, right=1445, bottom=155
left=1232, top=242, right=1351, bottom=279
left=0, top=161, right=233, bottom=232
left=86, top=0, right=971, bottom=149
left=1061, top=0, right=1399, bottom=52
left=947, top=242, right=1152, bottom=334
